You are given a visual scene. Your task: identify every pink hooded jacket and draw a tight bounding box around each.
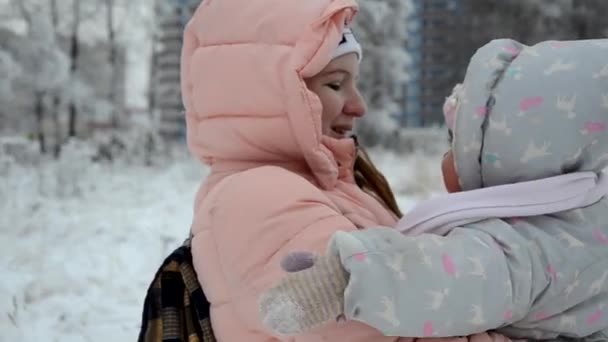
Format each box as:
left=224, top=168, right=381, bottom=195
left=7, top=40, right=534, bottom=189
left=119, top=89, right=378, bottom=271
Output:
left=181, top=0, right=512, bottom=341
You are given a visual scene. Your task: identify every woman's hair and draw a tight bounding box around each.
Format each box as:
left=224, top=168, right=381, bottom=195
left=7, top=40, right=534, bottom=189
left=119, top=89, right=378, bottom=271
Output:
left=353, top=143, right=403, bottom=218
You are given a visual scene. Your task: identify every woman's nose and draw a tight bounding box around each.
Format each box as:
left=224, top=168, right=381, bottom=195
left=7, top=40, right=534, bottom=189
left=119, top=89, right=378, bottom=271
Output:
left=344, top=90, right=367, bottom=117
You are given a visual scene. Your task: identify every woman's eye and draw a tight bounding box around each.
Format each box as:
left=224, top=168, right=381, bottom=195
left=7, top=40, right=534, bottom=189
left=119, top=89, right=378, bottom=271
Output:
left=327, top=83, right=342, bottom=91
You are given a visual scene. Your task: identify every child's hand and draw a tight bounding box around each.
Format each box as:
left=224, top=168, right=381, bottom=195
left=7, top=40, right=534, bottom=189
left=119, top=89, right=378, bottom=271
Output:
left=259, top=252, right=349, bottom=335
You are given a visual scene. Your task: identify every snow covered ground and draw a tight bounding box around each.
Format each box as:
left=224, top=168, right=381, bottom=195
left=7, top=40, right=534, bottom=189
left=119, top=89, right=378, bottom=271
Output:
left=0, top=139, right=446, bottom=341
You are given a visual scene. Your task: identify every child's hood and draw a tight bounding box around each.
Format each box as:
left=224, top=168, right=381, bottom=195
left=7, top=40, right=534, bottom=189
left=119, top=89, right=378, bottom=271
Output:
left=448, top=38, right=608, bottom=191
left=181, top=0, right=359, bottom=190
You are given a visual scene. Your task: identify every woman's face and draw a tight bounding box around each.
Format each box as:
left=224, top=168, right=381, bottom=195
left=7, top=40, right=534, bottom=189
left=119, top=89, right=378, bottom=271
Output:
left=305, top=53, right=366, bottom=139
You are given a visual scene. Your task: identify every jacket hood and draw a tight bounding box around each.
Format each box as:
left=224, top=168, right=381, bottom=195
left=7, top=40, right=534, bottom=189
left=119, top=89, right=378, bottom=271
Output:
left=449, top=38, right=608, bottom=190
left=181, top=0, right=359, bottom=189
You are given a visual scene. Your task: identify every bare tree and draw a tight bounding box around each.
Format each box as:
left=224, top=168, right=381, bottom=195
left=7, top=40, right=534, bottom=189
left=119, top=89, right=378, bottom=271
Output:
left=106, top=0, right=120, bottom=128
left=16, top=2, right=45, bottom=153
left=104, top=0, right=137, bottom=129
left=67, top=0, right=81, bottom=138
left=13, top=1, right=70, bottom=154
left=48, top=0, right=64, bottom=157
left=1, top=0, right=127, bottom=153
left=0, top=48, right=21, bottom=133
left=147, top=0, right=164, bottom=114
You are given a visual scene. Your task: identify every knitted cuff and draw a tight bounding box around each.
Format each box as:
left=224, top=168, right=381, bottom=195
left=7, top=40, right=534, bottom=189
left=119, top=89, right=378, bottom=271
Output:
left=259, top=254, right=348, bottom=335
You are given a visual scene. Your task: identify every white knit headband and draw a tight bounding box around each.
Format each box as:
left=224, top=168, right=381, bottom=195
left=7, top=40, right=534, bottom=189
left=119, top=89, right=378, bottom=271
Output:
left=332, top=26, right=362, bottom=60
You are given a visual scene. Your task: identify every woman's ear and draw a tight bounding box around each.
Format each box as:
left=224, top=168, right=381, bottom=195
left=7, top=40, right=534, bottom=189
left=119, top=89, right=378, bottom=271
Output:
left=441, top=150, right=462, bottom=193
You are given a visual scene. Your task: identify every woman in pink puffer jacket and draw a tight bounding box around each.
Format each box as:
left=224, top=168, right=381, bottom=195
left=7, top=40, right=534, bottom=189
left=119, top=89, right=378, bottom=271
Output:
left=181, top=0, right=511, bottom=341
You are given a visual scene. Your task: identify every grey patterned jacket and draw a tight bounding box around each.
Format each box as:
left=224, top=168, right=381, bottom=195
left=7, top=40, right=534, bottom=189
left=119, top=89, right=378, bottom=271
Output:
left=328, top=39, right=608, bottom=341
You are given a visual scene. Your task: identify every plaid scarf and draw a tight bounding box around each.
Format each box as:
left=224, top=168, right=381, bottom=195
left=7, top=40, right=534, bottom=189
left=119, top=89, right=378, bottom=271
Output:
left=138, top=238, right=216, bottom=342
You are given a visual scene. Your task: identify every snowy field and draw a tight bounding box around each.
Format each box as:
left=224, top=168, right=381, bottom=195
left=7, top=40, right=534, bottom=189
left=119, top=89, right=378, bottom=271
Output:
left=0, top=138, right=446, bottom=341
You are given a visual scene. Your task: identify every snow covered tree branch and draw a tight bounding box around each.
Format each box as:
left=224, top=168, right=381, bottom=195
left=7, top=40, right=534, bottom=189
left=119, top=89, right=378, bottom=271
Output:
left=352, top=0, right=412, bottom=147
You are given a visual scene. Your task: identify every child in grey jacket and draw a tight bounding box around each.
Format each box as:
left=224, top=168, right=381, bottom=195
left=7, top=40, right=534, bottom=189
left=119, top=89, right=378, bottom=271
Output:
left=259, top=38, right=608, bottom=341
